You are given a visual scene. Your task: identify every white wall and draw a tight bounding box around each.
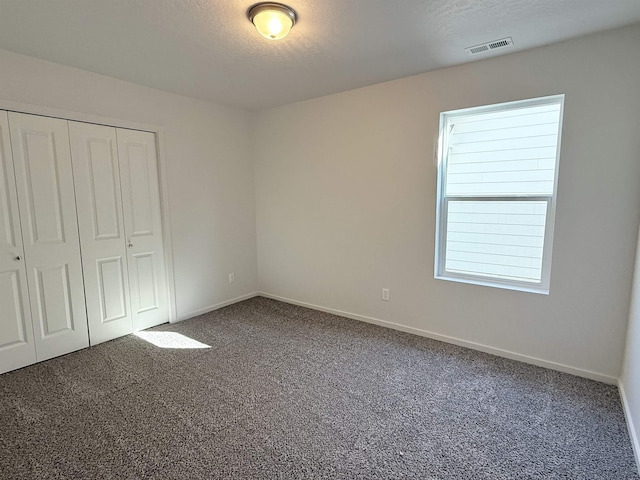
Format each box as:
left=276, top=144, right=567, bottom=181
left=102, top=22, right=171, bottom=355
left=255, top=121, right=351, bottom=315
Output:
left=621, top=225, right=640, bottom=465
left=0, top=48, right=258, bottom=320
left=254, top=24, right=640, bottom=381
left=3, top=25, right=639, bottom=382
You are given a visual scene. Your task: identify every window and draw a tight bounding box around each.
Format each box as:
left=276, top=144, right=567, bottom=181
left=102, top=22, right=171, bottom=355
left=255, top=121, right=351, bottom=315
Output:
left=435, top=95, right=564, bottom=294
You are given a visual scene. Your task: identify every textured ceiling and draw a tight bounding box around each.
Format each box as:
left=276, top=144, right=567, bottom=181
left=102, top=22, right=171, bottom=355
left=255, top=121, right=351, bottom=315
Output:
left=0, top=0, right=639, bottom=110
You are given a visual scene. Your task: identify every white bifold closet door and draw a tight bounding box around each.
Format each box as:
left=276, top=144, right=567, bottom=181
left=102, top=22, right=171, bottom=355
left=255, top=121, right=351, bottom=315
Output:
left=8, top=112, right=89, bottom=361
left=116, top=129, right=168, bottom=332
left=0, top=112, right=36, bottom=374
left=69, top=123, right=168, bottom=343
left=69, top=122, right=133, bottom=344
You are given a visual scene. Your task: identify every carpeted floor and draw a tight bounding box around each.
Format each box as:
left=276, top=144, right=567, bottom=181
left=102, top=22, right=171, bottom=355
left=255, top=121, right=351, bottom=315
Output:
left=0, top=296, right=637, bottom=479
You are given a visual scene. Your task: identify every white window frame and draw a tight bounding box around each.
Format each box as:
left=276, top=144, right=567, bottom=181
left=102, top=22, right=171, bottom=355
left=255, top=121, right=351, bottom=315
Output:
left=434, top=95, right=565, bottom=294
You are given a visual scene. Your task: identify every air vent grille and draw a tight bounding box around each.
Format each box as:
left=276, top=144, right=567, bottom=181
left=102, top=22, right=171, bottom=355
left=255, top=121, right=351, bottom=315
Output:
left=465, top=37, right=514, bottom=56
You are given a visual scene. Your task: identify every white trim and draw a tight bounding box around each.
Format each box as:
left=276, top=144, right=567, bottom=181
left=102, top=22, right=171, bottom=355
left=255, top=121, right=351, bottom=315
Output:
left=176, top=292, right=260, bottom=322
left=155, top=131, right=178, bottom=323
left=0, top=98, right=178, bottom=323
left=434, top=273, right=549, bottom=295
left=619, top=380, right=640, bottom=471
left=258, top=291, right=617, bottom=385
left=0, top=98, right=162, bottom=133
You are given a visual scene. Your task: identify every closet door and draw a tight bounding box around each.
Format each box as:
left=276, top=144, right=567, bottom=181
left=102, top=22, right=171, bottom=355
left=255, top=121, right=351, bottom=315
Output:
left=9, top=112, right=89, bottom=361
left=0, top=111, right=36, bottom=374
left=117, top=129, right=168, bottom=330
left=69, top=122, right=132, bottom=345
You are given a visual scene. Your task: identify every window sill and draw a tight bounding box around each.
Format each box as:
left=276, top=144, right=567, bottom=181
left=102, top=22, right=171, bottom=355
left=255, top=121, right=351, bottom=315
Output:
left=434, top=274, right=549, bottom=295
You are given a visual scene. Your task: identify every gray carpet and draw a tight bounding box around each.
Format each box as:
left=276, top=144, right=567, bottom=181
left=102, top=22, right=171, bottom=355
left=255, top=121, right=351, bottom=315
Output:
left=0, top=296, right=637, bottom=479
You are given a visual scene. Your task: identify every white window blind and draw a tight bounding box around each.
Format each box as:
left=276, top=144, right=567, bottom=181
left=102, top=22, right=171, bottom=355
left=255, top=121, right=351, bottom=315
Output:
left=436, top=96, right=564, bottom=293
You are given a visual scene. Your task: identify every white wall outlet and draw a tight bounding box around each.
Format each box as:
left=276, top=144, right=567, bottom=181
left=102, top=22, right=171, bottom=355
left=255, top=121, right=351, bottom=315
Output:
left=228, top=272, right=235, bottom=283
left=382, top=288, right=390, bottom=301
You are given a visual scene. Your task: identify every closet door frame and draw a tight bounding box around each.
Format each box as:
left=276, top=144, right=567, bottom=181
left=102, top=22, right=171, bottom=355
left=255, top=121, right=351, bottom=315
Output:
left=0, top=100, right=177, bottom=324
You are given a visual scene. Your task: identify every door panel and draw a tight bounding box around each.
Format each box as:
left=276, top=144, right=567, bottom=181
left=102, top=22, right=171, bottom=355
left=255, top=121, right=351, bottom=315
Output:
left=0, top=271, right=28, bottom=344
left=69, top=122, right=132, bottom=345
left=0, top=112, right=20, bottom=256
left=10, top=112, right=89, bottom=361
left=0, top=111, right=37, bottom=374
left=87, top=138, right=121, bottom=239
left=96, top=256, right=127, bottom=322
left=117, top=129, right=168, bottom=331
left=131, top=252, right=158, bottom=312
left=126, top=142, right=153, bottom=236
left=35, top=264, right=74, bottom=336
left=20, top=130, right=66, bottom=244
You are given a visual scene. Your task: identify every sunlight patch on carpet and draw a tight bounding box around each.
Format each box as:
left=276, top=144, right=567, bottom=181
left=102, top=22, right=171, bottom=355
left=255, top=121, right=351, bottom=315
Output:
left=134, top=331, right=211, bottom=349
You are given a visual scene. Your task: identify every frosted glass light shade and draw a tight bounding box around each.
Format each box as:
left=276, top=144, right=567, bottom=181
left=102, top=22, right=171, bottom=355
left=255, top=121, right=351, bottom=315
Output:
left=248, top=3, right=297, bottom=40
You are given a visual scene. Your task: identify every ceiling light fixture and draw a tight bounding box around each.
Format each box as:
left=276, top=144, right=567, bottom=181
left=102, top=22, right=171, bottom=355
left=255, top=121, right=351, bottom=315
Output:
left=248, top=2, right=297, bottom=41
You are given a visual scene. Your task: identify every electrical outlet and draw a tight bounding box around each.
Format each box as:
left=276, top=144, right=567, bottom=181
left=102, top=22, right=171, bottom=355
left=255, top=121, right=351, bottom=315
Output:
left=228, top=272, right=235, bottom=283
left=382, top=288, right=390, bottom=301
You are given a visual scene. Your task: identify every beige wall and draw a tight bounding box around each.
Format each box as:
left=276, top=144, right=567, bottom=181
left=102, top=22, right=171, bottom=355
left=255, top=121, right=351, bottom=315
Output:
left=2, top=25, right=639, bottom=383
left=0, top=48, right=259, bottom=320
left=621, top=225, right=640, bottom=465
left=254, top=24, right=640, bottom=381
left=2, top=23, right=640, bottom=462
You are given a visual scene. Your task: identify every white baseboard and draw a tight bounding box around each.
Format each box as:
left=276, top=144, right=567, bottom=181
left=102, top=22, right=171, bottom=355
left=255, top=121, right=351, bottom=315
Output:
left=175, top=291, right=260, bottom=322
left=258, top=291, right=617, bottom=385
left=619, top=380, right=640, bottom=471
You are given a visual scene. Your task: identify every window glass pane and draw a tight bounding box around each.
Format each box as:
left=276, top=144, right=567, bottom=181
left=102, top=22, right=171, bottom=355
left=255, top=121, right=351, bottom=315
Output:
left=445, top=200, right=547, bottom=282
left=445, top=103, right=561, bottom=196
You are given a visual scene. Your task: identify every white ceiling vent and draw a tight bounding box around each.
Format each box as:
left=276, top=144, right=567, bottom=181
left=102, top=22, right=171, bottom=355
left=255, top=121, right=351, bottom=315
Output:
left=465, top=37, right=514, bottom=56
